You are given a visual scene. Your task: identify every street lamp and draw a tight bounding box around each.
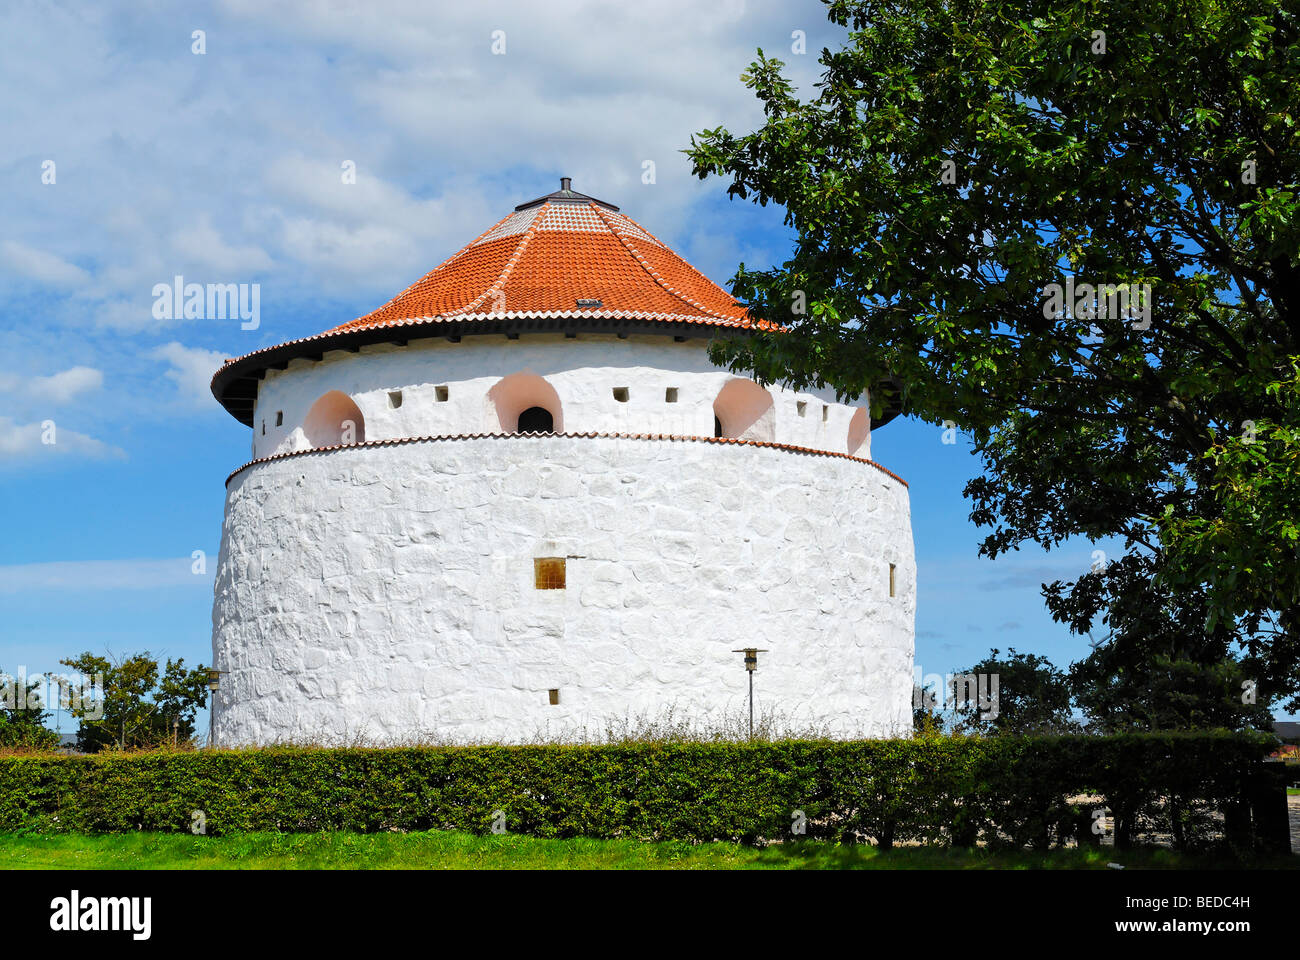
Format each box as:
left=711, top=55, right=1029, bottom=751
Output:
left=205, top=669, right=227, bottom=749
left=730, top=648, right=769, bottom=739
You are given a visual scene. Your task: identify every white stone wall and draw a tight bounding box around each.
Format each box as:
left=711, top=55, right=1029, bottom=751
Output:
left=211, top=434, right=915, bottom=745
left=248, top=334, right=872, bottom=461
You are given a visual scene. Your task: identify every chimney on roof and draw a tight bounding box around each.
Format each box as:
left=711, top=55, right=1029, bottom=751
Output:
left=560, top=177, right=572, bottom=192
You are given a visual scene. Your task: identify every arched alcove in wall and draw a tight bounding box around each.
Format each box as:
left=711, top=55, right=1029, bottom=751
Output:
left=302, top=390, right=366, bottom=446
left=488, top=372, right=564, bottom=433
left=712, top=378, right=775, bottom=441
left=847, top=407, right=870, bottom=456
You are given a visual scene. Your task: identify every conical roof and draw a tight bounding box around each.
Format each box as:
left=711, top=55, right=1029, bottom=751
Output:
left=332, top=180, right=753, bottom=332
left=212, top=180, right=759, bottom=425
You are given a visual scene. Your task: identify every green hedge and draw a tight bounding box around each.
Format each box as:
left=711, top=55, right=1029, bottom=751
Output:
left=0, top=733, right=1281, bottom=851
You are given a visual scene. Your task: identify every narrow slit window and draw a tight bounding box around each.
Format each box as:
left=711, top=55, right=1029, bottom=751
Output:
left=665, top=387, right=679, bottom=403
left=889, top=563, right=897, bottom=597
left=823, top=404, right=830, bottom=422
left=797, top=401, right=807, bottom=417
left=388, top=390, right=403, bottom=409
left=275, top=411, right=283, bottom=426
left=534, top=557, right=566, bottom=590
left=261, top=420, right=265, bottom=435
left=435, top=385, right=449, bottom=402
left=612, top=387, right=629, bottom=403
left=548, top=689, right=560, bottom=705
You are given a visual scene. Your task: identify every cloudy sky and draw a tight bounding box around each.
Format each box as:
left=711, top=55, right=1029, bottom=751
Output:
left=5, top=1, right=1264, bottom=730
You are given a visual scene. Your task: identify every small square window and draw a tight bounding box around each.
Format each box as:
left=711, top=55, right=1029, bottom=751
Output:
left=665, top=387, right=679, bottom=403
left=548, top=689, right=560, bottom=705
left=534, top=557, right=566, bottom=590
left=797, top=401, right=807, bottom=417
left=435, top=385, right=449, bottom=402
left=275, top=411, right=283, bottom=426
left=388, top=390, right=403, bottom=409
left=612, top=387, right=629, bottom=403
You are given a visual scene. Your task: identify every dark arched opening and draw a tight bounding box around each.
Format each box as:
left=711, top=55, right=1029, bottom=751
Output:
left=713, top=378, right=775, bottom=441
left=518, top=406, right=555, bottom=433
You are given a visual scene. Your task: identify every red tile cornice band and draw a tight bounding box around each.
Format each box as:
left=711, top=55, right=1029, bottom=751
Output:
left=224, top=432, right=909, bottom=489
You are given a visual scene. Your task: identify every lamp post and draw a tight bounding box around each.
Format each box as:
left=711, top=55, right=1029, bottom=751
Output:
left=731, top=648, right=769, bottom=739
left=205, top=669, right=226, bottom=749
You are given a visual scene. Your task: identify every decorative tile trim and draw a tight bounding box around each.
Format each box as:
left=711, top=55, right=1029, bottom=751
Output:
left=225, top=431, right=909, bottom=488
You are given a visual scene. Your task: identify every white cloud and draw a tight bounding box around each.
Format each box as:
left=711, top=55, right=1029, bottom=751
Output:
left=170, top=215, right=274, bottom=276
left=151, top=342, right=229, bottom=409
left=0, top=556, right=211, bottom=593
left=0, top=366, right=103, bottom=405
left=261, top=157, right=497, bottom=282
left=0, top=241, right=90, bottom=288
left=277, top=216, right=418, bottom=279
left=0, top=0, right=829, bottom=318
left=264, top=154, right=433, bottom=226
left=0, top=416, right=125, bottom=464
left=0, top=0, right=837, bottom=426
left=89, top=299, right=165, bottom=334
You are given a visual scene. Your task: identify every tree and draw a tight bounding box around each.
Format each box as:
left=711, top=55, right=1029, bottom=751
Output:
left=1063, top=557, right=1277, bottom=731
left=0, top=667, right=60, bottom=749
left=687, top=0, right=1300, bottom=714
left=952, top=648, right=1079, bottom=735
left=911, top=681, right=948, bottom=735
left=59, top=652, right=209, bottom=751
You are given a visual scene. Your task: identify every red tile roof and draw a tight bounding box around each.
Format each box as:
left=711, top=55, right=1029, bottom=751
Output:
left=211, top=185, right=764, bottom=426
left=331, top=198, right=756, bottom=332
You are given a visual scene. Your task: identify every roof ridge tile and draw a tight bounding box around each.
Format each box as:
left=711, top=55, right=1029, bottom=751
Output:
left=588, top=201, right=735, bottom=323
left=456, top=201, right=549, bottom=315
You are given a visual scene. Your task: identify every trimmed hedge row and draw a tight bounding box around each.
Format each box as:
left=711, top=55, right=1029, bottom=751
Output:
left=0, top=733, right=1286, bottom=851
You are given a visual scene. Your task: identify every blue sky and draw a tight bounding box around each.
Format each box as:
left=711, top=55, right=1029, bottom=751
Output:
left=2, top=1, right=1288, bottom=732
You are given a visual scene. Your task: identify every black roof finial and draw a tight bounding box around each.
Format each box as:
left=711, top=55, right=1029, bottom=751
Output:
left=515, top=178, right=619, bottom=212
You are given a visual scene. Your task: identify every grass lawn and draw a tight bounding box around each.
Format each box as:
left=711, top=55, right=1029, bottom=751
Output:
left=1, top=832, right=1295, bottom=870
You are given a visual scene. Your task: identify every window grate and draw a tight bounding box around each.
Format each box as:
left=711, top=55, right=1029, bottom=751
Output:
left=534, top=557, right=566, bottom=590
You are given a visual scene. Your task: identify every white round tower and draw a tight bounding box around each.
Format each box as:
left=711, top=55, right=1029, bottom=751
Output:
left=209, top=180, right=915, bottom=744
